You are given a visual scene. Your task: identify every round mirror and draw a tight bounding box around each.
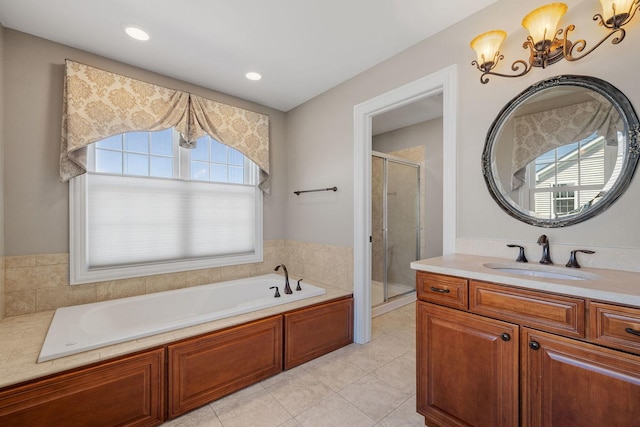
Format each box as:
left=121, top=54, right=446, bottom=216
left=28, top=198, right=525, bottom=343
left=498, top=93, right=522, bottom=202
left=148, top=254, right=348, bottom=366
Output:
left=482, top=75, right=640, bottom=227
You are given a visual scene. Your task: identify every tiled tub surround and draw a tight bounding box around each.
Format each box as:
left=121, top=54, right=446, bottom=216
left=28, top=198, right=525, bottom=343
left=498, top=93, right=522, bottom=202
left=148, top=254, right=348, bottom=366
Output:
left=0, top=278, right=351, bottom=389
left=3, top=240, right=354, bottom=316
left=411, top=253, right=640, bottom=306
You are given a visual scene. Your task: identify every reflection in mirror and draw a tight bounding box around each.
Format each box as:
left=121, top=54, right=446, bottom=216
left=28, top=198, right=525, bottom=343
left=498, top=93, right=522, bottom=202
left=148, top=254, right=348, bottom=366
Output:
left=483, top=75, right=640, bottom=227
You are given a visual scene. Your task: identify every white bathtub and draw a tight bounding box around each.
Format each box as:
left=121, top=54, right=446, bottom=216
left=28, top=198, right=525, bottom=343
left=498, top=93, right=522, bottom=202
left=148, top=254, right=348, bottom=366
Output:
left=38, top=274, right=325, bottom=363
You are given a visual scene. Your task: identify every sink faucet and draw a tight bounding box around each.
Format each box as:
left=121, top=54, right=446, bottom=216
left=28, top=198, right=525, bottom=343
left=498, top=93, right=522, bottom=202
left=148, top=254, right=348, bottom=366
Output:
left=537, top=235, right=553, bottom=265
left=274, top=264, right=293, bottom=294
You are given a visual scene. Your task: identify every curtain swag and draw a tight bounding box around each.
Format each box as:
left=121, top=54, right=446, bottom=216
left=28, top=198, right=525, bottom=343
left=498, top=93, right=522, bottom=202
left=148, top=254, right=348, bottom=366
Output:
left=510, top=98, right=621, bottom=191
left=60, top=60, right=270, bottom=191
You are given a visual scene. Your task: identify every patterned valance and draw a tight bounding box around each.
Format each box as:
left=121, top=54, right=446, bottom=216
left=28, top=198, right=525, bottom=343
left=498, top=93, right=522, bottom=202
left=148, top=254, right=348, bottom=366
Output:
left=510, top=98, right=621, bottom=190
left=60, top=60, right=270, bottom=191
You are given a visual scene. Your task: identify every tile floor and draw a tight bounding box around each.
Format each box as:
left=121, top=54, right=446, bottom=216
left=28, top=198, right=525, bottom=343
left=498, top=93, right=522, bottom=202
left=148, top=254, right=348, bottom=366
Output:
left=161, top=303, right=424, bottom=427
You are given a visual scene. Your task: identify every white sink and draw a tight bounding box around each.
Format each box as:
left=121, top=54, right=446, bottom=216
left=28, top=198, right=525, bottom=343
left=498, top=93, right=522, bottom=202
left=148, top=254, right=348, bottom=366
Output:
left=483, top=262, right=598, bottom=281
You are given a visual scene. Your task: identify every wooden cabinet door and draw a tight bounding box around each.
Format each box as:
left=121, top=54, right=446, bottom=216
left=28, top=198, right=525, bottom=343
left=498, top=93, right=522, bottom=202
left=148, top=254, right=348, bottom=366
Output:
left=522, top=328, right=640, bottom=427
left=0, top=348, right=165, bottom=427
left=284, top=297, right=353, bottom=369
left=417, top=302, right=519, bottom=427
left=167, top=316, right=282, bottom=418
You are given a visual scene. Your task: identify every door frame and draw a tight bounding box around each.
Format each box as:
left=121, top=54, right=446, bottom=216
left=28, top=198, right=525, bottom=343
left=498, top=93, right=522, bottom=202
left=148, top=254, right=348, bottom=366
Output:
left=353, top=65, right=458, bottom=343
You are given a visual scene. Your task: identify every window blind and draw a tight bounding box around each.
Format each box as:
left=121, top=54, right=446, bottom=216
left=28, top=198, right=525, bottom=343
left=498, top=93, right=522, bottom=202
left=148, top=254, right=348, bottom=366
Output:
left=86, top=174, right=256, bottom=268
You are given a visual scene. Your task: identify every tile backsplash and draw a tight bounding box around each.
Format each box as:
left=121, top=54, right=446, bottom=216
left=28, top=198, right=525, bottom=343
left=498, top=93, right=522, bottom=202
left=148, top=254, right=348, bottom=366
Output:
left=2, top=240, right=354, bottom=317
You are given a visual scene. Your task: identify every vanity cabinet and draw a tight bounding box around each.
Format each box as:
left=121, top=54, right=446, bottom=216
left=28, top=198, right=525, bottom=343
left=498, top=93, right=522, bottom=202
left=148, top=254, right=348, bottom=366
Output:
left=521, top=328, right=640, bottom=427
left=0, top=348, right=164, bottom=427
left=417, top=302, right=518, bottom=427
left=284, top=297, right=353, bottom=369
left=167, top=315, right=283, bottom=418
left=416, top=270, right=640, bottom=427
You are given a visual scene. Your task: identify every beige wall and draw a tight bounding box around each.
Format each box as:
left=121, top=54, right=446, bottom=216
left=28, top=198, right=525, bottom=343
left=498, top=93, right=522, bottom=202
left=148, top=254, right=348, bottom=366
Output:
left=2, top=29, right=288, bottom=256
left=284, top=0, right=640, bottom=265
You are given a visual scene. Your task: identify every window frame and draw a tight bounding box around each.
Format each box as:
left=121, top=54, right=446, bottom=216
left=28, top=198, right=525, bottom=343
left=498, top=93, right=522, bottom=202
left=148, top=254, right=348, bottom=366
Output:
left=70, top=130, right=263, bottom=285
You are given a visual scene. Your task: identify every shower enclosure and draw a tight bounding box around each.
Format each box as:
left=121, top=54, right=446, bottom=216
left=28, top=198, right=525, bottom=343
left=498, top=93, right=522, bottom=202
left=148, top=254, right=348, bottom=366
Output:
left=371, top=152, right=420, bottom=308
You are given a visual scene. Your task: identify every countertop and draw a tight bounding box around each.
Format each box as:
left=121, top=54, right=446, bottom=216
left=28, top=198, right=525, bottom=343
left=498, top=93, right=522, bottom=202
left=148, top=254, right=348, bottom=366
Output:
left=411, top=254, right=640, bottom=307
left=0, top=279, right=352, bottom=390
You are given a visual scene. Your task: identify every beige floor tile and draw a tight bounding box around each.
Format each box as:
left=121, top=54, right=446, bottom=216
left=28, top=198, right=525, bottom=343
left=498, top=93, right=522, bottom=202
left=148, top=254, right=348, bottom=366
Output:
left=261, top=364, right=308, bottom=388
left=295, top=394, right=375, bottom=427
left=338, top=374, right=413, bottom=421
left=161, top=405, right=222, bottom=427
left=375, top=394, right=424, bottom=427
left=212, top=388, right=292, bottom=427
left=265, top=372, right=334, bottom=415
left=304, top=354, right=368, bottom=392
left=373, top=352, right=417, bottom=394
left=278, top=419, right=302, bottom=427
left=209, top=383, right=265, bottom=414
left=337, top=339, right=403, bottom=373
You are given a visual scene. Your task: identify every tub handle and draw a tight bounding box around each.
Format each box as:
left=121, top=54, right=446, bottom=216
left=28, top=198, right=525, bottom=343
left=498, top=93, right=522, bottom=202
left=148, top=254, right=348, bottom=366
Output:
left=296, top=279, right=303, bottom=291
left=269, top=286, right=281, bottom=298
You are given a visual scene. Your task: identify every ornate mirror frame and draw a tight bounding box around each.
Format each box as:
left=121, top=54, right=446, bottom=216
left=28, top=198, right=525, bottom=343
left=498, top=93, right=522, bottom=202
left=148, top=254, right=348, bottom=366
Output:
left=482, top=75, right=640, bottom=227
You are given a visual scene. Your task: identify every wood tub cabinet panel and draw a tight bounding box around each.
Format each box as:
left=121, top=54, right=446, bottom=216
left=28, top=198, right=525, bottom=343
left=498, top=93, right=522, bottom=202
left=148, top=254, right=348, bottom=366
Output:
left=0, top=348, right=165, bottom=427
left=167, top=315, right=283, bottom=418
left=284, top=297, right=353, bottom=369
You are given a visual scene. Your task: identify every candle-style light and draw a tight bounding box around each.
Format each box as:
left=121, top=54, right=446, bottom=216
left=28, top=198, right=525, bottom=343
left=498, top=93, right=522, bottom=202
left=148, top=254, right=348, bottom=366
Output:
left=470, top=1, right=640, bottom=84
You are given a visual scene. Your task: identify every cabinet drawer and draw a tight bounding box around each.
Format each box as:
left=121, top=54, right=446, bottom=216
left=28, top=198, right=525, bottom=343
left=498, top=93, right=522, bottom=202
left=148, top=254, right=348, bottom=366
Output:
left=470, top=281, right=585, bottom=338
left=589, top=301, right=640, bottom=355
left=416, top=271, right=468, bottom=310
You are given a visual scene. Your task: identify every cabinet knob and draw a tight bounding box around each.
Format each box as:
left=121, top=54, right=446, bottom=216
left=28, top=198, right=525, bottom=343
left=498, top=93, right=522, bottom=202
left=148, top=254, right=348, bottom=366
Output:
left=529, top=341, right=541, bottom=350
left=500, top=333, right=511, bottom=342
left=429, top=286, right=450, bottom=294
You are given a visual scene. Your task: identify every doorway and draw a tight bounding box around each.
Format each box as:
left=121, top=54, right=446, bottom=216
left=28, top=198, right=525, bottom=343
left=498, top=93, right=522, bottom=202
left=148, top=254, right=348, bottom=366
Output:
left=353, top=65, right=458, bottom=344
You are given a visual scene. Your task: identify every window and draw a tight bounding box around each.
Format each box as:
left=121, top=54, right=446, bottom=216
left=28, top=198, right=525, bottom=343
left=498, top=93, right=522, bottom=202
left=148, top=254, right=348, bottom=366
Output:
left=70, top=129, right=262, bottom=285
left=528, top=134, right=613, bottom=219
left=552, top=184, right=576, bottom=217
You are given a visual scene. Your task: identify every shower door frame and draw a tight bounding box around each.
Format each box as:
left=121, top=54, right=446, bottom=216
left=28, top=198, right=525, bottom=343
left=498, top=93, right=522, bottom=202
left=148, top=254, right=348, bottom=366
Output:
left=372, top=151, right=420, bottom=305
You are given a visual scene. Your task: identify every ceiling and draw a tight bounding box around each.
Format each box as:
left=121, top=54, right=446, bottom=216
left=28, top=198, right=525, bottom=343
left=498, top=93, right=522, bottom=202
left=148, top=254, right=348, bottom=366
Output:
left=372, top=94, right=444, bottom=136
left=0, top=0, right=496, bottom=112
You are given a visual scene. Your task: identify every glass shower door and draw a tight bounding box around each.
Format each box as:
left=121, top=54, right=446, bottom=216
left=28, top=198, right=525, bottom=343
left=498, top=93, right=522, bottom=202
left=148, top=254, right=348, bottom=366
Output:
left=371, top=153, right=420, bottom=307
left=371, top=156, right=385, bottom=306
left=385, top=160, right=419, bottom=300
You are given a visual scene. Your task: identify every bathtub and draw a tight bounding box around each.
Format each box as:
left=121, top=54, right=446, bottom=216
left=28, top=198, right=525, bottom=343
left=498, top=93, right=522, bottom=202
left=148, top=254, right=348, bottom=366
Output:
left=38, top=274, right=325, bottom=363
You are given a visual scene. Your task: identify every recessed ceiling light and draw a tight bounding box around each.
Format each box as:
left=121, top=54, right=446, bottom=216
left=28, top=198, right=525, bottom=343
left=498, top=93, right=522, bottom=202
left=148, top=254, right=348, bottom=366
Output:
left=123, top=25, right=150, bottom=41
left=245, top=72, right=262, bottom=81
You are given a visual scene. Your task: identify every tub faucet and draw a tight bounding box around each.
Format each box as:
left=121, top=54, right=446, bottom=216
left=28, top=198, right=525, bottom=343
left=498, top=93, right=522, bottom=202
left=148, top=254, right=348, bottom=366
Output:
left=274, top=264, right=293, bottom=294
left=537, top=235, right=553, bottom=265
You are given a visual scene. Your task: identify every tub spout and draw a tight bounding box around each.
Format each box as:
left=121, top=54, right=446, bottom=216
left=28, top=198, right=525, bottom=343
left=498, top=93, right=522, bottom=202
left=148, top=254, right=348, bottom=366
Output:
left=274, top=264, right=293, bottom=294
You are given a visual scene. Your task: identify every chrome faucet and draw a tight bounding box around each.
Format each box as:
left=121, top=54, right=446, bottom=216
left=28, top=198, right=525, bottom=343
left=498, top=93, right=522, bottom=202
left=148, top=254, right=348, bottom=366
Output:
left=537, top=235, right=553, bottom=265
left=274, top=264, right=292, bottom=294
